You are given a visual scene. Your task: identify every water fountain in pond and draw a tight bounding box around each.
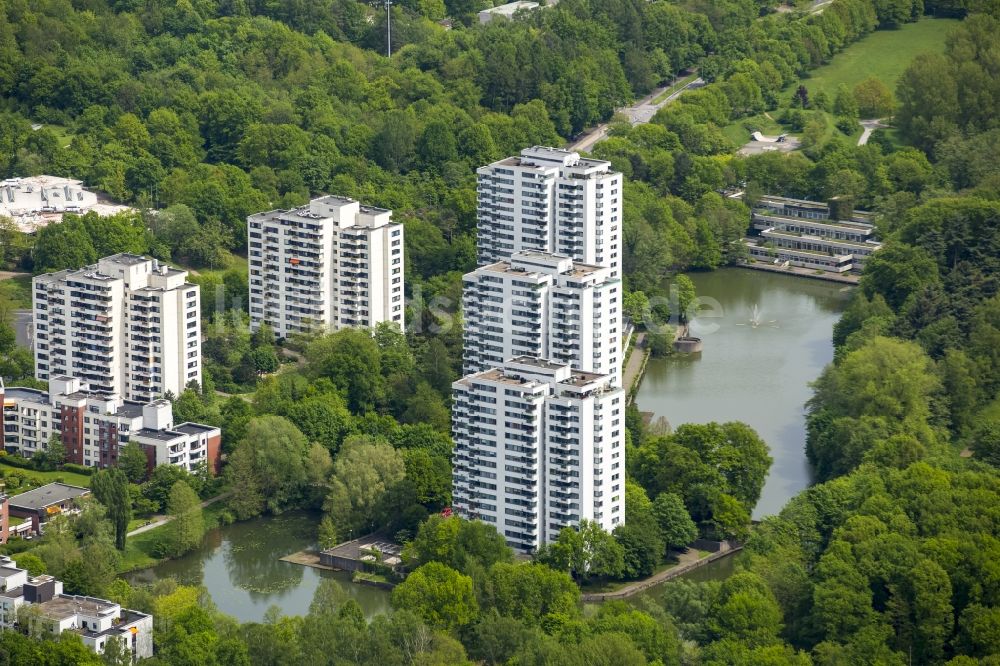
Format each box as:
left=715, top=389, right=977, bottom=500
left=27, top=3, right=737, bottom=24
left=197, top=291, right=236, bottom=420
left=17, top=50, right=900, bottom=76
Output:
left=737, top=304, right=778, bottom=329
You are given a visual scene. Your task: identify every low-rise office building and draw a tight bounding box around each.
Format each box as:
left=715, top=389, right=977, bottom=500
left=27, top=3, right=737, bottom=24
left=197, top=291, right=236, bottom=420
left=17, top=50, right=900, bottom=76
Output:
left=0, top=376, right=221, bottom=474
left=0, top=556, right=152, bottom=658
left=747, top=195, right=881, bottom=273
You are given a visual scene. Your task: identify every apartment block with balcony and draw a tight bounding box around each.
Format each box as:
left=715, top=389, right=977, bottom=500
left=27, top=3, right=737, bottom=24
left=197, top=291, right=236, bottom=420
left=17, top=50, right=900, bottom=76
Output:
left=248, top=195, right=404, bottom=338
left=462, top=251, right=622, bottom=384
left=0, top=376, right=220, bottom=475
left=476, top=146, right=623, bottom=277
left=0, top=556, right=152, bottom=659
left=451, top=357, right=624, bottom=552
left=33, top=253, right=201, bottom=402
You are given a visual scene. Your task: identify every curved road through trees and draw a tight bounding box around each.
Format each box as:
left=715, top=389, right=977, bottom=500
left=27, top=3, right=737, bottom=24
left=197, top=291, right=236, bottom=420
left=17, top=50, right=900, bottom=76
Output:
left=566, top=77, right=705, bottom=153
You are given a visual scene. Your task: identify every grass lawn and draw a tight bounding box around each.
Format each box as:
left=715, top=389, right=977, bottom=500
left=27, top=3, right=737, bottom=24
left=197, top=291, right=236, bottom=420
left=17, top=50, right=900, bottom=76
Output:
left=0, top=460, right=92, bottom=488
left=796, top=18, right=960, bottom=99
left=181, top=254, right=248, bottom=280
left=723, top=112, right=787, bottom=146
left=29, top=123, right=73, bottom=149
left=0, top=274, right=33, bottom=309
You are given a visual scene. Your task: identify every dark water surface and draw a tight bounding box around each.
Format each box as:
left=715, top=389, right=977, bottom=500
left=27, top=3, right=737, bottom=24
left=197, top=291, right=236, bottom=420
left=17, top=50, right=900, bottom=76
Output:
left=637, top=268, right=850, bottom=518
left=127, top=512, right=391, bottom=622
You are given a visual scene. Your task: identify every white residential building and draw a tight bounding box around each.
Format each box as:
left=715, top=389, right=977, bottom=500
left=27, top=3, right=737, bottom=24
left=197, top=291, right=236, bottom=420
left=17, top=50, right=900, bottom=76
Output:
left=33, top=254, right=201, bottom=402
left=462, top=252, right=622, bottom=384
left=451, top=357, right=625, bottom=552
left=0, top=377, right=221, bottom=475
left=248, top=195, right=405, bottom=338
left=477, top=146, right=623, bottom=277
left=0, top=557, right=152, bottom=659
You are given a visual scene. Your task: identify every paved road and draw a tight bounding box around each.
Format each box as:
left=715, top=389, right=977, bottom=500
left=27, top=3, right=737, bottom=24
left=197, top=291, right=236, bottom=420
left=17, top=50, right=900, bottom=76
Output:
left=566, top=77, right=705, bottom=153
left=858, top=119, right=889, bottom=146
left=14, top=311, right=31, bottom=348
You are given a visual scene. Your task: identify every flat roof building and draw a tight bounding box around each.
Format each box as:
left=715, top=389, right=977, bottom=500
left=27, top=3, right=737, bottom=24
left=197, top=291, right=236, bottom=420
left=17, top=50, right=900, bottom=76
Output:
left=747, top=195, right=881, bottom=273
left=452, top=357, right=625, bottom=552
left=1, top=377, right=221, bottom=477
left=248, top=196, right=405, bottom=338
left=7, top=483, right=90, bottom=534
left=0, top=556, right=152, bottom=658
left=477, top=146, right=623, bottom=278
left=33, top=253, right=202, bottom=402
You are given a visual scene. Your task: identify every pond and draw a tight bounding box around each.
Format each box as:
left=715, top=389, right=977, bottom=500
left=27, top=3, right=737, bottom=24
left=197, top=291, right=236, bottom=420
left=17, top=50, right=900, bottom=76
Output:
left=637, top=268, right=850, bottom=518
left=126, top=512, right=392, bottom=623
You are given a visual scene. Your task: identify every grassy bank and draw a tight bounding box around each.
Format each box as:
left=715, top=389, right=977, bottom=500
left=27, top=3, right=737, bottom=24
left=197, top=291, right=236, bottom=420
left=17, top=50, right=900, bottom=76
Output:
left=0, top=274, right=32, bottom=309
left=0, top=460, right=92, bottom=488
left=798, top=18, right=960, bottom=99
left=119, top=501, right=230, bottom=573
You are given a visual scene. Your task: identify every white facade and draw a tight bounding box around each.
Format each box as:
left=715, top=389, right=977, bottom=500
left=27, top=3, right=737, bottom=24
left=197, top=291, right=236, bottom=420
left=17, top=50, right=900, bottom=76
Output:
left=462, top=252, right=621, bottom=384
left=0, top=557, right=152, bottom=659
left=477, top=146, right=623, bottom=277
left=452, top=357, right=625, bottom=552
left=0, top=376, right=220, bottom=474
left=33, top=254, right=201, bottom=402
left=248, top=196, right=405, bottom=338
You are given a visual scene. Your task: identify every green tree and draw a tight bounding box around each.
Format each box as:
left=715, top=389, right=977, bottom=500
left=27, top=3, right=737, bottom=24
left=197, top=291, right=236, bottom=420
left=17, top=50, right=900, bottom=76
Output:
left=91, top=468, right=132, bottom=551
left=391, top=562, right=478, bottom=631
left=12, top=553, right=47, bottom=577
left=481, top=562, right=580, bottom=624
left=834, top=83, right=859, bottom=119
left=324, top=436, right=406, bottom=536
left=673, top=274, right=697, bottom=324
left=306, top=329, right=383, bottom=411
left=970, top=419, right=1000, bottom=467
left=32, top=217, right=97, bottom=274
left=538, top=520, right=625, bottom=582
left=226, top=416, right=325, bottom=518
left=652, top=492, right=698, bottom=550
left=118, top=441, right=149, bottom=484
left=162, top=481, right=204, bottom=558
left=903, top=559, right=953, bottom=663
left=853, top=77, right=895, bottom=118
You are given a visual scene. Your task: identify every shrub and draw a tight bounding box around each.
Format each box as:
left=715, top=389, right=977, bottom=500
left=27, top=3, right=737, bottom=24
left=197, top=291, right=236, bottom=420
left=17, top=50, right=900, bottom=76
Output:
left=836, top=116, right=856, bottom=135
left=61, top=463, right=94, bottom=476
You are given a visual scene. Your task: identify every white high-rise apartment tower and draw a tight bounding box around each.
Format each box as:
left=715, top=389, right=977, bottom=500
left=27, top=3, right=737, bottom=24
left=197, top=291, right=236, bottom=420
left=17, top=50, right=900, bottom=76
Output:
left=451, top=357, right=625, bottom=552
left=33, top=254, right=202, bottom=402
left=462, top=252, right=622, bottom=384
left=476, top=146, right=623, bottom=277
left=248, top=196, right=405, bottom=338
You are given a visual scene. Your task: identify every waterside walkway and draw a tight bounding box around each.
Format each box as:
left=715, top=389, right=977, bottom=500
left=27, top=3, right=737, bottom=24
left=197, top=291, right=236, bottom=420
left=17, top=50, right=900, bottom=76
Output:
left=580, top=543, right=744, bottom=602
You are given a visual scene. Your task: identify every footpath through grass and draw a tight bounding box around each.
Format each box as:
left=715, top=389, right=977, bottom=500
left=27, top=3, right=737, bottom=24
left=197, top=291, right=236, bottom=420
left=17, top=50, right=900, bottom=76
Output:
left=798, top=18, right=960, bottom=99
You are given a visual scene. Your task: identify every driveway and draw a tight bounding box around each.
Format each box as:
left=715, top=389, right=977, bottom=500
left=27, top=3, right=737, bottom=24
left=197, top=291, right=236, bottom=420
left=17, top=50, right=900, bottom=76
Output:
left=858, top=119, right=890, bottom=146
